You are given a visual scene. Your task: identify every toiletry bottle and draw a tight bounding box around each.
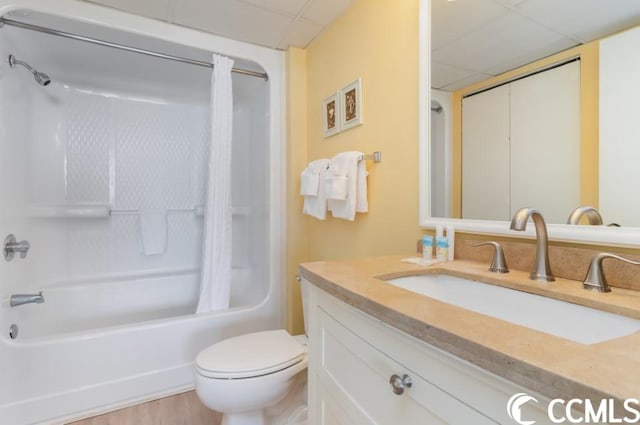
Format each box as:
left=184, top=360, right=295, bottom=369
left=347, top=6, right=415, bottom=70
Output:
left=422, top=235, right=434, bottom=261
left=446, top=225, right=455, bottom=261
left=436, top=236, right=449, bottom=261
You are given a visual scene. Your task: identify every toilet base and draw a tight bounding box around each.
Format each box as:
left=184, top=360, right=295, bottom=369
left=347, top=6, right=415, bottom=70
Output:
left=218, top=373, right=307, bottom=425
left=221, top=410, right=264, bottom=425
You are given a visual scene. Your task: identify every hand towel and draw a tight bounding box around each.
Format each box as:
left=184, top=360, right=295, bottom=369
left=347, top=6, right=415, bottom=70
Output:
left=300, top=162, right=321, bottom=196
left=327, top=151, right=368, bottom=220
left=356, top=158, right=369, bottom=213
left=302, top=159, right=330, bottom=220
left=139, top=209, right=168, bottom=255
left=324, top=170, right=348, bottom=200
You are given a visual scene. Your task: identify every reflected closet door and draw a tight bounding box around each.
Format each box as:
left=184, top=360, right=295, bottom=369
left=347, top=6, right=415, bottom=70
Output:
left=462, top=84, right=510, bottom=220
left=510, top=61, right=580, bottom=223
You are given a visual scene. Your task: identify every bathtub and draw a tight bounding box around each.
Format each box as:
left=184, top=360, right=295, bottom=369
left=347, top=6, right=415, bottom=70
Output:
left=0, top=276, right=282, bottom=424
left=0, top=1, right=286, bottom=423
left=5, top=271, right=201, bottom=339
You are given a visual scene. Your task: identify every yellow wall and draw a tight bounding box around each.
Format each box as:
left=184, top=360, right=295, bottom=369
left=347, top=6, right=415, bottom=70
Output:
left=286, top=47, right=309, bottom=335
left=285, top=0, right=421, bottom=332
left=450, top=42, right=600, bottom=217
left=305, top=0, right=421, bottom=260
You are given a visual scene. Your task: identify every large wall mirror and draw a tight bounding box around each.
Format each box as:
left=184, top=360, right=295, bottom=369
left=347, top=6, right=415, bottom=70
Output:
left=419, top=0, right=640, bottom=246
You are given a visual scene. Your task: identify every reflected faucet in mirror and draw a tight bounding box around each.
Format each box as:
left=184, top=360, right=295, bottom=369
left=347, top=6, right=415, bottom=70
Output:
left=509, top=207, right=555, bottom=283
left=567, top=206, right=603, bottom=225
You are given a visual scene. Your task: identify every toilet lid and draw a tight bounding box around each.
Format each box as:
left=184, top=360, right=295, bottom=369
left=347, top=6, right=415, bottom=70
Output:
left=196, top=330, right=306, bottom=379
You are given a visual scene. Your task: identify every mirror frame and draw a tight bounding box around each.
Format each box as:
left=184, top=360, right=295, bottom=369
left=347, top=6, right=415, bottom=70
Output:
left=418, top=0, right=640, bottom=247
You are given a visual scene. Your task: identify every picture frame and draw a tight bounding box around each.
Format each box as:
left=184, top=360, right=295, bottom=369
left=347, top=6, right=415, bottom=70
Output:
left=322, top=92, right=341, bottom=137
left=340, top=78, right=363, bottom=130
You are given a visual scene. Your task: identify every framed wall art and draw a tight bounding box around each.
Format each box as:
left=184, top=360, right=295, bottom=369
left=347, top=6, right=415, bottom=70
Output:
left=322, top=92, right=341, bottom=137
left=340, top=78, right=362, bottom=130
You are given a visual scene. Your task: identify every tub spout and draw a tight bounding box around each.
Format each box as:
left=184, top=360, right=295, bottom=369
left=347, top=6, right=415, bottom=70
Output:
left=10, top=291, right=44, bottom=307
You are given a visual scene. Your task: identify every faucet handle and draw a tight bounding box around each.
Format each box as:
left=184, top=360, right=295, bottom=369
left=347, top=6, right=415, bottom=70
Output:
left=4, top=234, right=30, bottom=261
left=472, top=241, right=509, bottom=273
left=583, top=253, right=640, bottom=293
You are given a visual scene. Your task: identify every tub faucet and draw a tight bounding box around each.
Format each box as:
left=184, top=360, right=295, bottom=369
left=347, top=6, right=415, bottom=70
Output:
left=510, top=207, right=555, bottom=282
left=4, top=234, right=30, bottom=261
left=10, top=291, right=44, bottom=307
left=567, top=206, right=603, bottom=225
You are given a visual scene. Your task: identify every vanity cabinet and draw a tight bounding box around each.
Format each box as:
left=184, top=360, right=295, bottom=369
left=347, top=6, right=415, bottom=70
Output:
left=305, top=279, right=553, bottom=424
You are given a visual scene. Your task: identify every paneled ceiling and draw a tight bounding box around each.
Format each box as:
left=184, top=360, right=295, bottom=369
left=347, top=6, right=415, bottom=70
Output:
left=432, top=0, right=640, bottom=91
left=83, top=0, right=640, bottom=92
left=83, top=0, right=355, bottom=50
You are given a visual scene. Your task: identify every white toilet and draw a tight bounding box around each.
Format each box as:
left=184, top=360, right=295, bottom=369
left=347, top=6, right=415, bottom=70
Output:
left=194, top=282, right=309, bottom=425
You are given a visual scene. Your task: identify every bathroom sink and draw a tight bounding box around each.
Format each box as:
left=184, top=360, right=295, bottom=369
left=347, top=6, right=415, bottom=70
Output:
left=387, top=274, right=640, bottom=344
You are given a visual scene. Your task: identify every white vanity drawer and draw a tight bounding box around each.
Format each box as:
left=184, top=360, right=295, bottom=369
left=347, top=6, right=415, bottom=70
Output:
left=316, top=306, right=495, bottom=424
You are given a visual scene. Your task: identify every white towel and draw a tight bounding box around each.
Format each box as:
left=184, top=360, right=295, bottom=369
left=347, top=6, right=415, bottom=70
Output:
left=356, top=157, right=369, bottom=213
left=324, top=172, right=348, bottom=200
left=300, top=162, right=321, bottom=196
left=327, top=151, right=368, bottom=220
left=139, top=209, right=168, bottom=255
left=303, top=159, right=330, bottom=220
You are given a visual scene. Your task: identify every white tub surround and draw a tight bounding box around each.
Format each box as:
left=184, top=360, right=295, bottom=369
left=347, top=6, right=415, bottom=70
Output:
left=0, top=1, right=285, bottom=423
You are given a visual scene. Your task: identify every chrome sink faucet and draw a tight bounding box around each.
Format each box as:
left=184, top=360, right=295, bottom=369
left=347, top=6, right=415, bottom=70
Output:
left=510, top=207, right=555, bottom=282
left=583, top=253, right=640, bottom=293
left=567, top=206, right=603, bottom=225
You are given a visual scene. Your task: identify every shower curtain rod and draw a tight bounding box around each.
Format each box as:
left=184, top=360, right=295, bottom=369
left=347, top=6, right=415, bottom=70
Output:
left=0, top=17, right=269, bottom=81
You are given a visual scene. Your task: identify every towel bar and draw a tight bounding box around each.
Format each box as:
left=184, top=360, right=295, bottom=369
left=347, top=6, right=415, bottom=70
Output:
left=360, top=151, right=381, bottom=163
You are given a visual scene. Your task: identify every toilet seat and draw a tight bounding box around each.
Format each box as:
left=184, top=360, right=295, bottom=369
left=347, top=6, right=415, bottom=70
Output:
left=196, top=330, right=306, bottom=379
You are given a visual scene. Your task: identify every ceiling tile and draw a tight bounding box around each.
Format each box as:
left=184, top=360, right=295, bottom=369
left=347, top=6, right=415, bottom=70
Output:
left=431, top=0, right=508, bottom=50
left=492, top=0, right=528, bottom=7
left=237, top=0, right=309, bottom=16
left=431, top=60, right=479, bottom=89
left=442, top=72, right=495, bottom=91
left=278, top=18, right=324, bottom=49
left=85, top=0, right=171, bottom=21
left=171, top=0, right=294, bottom=48
left=514, top=0, right=640, bottom=42
left=302, top=0, right=354, bottom=26
left=484, top=36, right=578, bottom=75
left=432, top=11, right=567, bottom=74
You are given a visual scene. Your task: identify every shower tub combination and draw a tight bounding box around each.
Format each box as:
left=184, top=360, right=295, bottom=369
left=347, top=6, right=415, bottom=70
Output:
left=0, top=1, right=285, bottom=424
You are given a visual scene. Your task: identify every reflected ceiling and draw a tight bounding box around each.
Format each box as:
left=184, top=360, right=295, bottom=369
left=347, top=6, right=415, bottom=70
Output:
left=432, top=0, right=640, bottom=90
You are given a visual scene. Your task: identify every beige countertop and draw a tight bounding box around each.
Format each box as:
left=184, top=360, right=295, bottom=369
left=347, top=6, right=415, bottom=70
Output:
left=299, top=255, right=640, bottom=402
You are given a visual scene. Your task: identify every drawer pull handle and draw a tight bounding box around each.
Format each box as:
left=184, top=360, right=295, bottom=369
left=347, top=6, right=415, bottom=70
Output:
left=389, top=374, right=412, bottom=395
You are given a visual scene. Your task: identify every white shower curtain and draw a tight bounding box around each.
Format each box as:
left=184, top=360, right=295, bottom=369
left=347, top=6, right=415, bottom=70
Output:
left=196, top=54, right=234, bottom=314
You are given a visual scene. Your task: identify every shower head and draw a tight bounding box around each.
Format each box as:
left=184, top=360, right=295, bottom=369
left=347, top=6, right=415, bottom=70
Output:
left=8, top=54, right=51, bottom=86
